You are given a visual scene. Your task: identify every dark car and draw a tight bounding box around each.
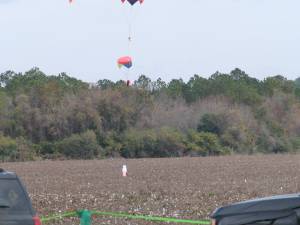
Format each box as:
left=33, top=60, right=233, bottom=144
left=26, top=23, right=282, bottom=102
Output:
left=211, top=193, right=300, bottom=225
left=0, top=168, right=41, bottom=225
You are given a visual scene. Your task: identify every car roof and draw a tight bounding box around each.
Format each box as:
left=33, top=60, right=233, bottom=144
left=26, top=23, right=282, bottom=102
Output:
left=0, top=168, right=17, bottom=179
left=211, top=193, right=300, bottom=218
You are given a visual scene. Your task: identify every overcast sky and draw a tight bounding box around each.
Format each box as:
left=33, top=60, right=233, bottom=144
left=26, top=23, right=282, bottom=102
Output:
left=0, top=0, right=300, bottom=82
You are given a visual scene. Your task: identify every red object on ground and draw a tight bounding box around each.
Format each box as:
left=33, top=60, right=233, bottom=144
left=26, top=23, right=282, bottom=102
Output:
left=33, top=216, right=42, bottom=225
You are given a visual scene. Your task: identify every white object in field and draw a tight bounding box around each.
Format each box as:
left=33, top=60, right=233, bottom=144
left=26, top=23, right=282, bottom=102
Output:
left=122, top=165, right=128, bottom=177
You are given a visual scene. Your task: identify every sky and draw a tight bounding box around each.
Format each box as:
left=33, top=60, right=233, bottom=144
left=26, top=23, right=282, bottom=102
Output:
left=0, top=0, right=300, bottom=82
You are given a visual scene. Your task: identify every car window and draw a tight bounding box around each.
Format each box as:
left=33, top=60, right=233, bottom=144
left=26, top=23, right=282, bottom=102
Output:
left=0, top=179, right=31, bottom=214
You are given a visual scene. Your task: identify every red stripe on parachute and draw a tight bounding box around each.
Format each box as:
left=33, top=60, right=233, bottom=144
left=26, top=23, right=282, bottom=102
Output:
left=117, top=56, right=133, bottom=69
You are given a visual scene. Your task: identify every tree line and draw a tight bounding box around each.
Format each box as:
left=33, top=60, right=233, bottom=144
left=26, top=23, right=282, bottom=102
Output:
left=1, top=67, right=300, bottom=161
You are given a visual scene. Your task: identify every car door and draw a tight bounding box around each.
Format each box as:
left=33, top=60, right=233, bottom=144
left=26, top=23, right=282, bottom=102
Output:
left=0, top=179, right=34, bottom=225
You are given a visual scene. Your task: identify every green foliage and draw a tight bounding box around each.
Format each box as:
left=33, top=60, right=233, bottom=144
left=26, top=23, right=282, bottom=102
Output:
left=220, top=127, right=256, bottom=154
left=272, top=138, right=292, bottom=153
left=221, top=128, right=241, bottom=150
left=256, top=134, right=292, bottom=154
left=0, top=90, right=7, bottom=109
left=97, top=79, right=115, bottom=90
left=0, top=135, right=35, bottom=162
left=16, top=137, right=36, bottom=161
left=100, top=132, right=123, bottom=157
left=0, top=135, right=17, bottom=162
left=207, top=69, right=262, bottom=105
left=262, top=75, right=294, bottom=96
left=186, top=131, right=223, bottom=156
left=38, top=141, right=59, bottom=157
left=152, top=78, right=167, bottom=93
left=1, top=68, right=87, bottom=97
left=185, top=75, right=210, bottom=102
left=0, top=68, right=300, bottom=160
left=197, top=114, right=227, bottom=135
left=290, top=137, right=300, bottom=152
left=57, top=130, right=101, bottom=159
left=295, top=77, right=300, bottom=87
left=167, top=79, right=186, bottom=98
left=121, top=128, right=186, bottom=158
left=134, top=75, right=152, bottom=91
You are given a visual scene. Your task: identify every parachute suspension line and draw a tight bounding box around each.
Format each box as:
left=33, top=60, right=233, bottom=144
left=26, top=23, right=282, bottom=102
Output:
left=125, top=6, right=132, bottom=83
left=128, top=6, right=133, bottom=48
left=118, top=0, right=144, bottom=86
left=127, top=5, right=140, bottom=54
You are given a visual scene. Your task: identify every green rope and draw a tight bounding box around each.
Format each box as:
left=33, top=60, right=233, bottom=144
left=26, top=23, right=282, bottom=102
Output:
left=41, top=211, right=77, bottom=222
left=92, top=211, right=211, bottom=224
left=41, top=210, right=211, bottom=225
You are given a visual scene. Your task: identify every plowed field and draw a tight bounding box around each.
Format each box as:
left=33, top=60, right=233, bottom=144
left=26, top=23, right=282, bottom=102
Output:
left=3, top=155, right=300, bottom=224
